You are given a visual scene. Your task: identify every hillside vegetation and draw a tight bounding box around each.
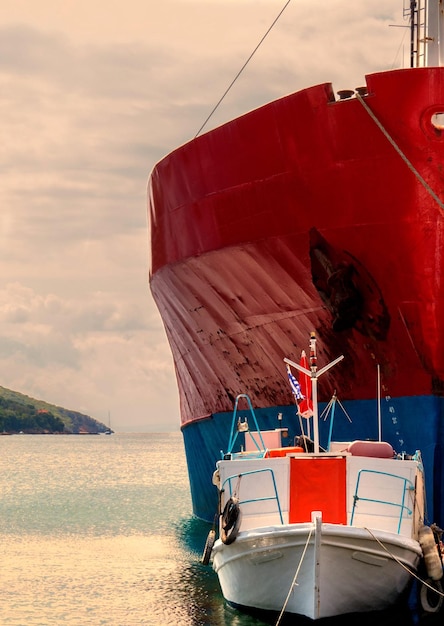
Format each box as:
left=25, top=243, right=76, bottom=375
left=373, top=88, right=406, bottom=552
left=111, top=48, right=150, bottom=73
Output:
left=0, top=386, right=108, bottom=434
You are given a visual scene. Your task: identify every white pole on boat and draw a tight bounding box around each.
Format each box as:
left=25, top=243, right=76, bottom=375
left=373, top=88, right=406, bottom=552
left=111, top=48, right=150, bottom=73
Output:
left=377, top=364, right=382, bottom=442
left=311, top=376, right=320, bottom=452
left=284, top=333, right=344, bottom=454
left=309, top=333, right=320, bottom=454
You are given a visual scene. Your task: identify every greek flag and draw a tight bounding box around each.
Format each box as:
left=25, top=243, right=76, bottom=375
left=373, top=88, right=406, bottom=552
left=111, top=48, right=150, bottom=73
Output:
left=287, top=368, right=304, bottom=400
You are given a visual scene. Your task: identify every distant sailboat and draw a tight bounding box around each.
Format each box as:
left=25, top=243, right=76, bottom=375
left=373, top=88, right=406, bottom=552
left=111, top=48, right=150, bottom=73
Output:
left=105, top=411, right=113, bottom=435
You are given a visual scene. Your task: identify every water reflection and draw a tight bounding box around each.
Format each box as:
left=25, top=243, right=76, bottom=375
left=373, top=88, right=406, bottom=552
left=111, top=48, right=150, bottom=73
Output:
left=1, top=434, right=440, bottom=626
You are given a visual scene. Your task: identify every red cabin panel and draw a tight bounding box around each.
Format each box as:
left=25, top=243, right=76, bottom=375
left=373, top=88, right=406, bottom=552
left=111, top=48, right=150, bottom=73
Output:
left=289, top=457, right=346, bottom=524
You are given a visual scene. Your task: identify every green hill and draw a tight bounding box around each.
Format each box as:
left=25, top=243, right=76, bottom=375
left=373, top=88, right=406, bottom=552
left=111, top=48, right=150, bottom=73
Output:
left=0, top=386, right=109, bottom=434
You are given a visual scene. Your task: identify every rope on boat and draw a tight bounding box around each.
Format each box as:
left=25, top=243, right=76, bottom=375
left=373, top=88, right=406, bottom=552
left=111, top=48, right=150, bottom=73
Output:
left=275, top=525, right=314, bottom=626
left=364, top=527, right=444, bottom=598
left=355, top=93, right=444, bottom=212
left=195, top=0, right=293, bottom=137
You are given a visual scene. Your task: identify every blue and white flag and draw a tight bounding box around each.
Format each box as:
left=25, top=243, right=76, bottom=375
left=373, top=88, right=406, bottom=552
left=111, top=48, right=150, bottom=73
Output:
left=287, top=367, right=304, bottom=400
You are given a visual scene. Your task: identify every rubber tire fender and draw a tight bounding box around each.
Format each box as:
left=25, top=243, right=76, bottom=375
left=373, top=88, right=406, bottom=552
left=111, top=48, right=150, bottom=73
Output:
left=220, top=498, right=241, bottom=545
left=201, top=529, right=216, bottom=565
left=419, top=578, right=444, bottom=614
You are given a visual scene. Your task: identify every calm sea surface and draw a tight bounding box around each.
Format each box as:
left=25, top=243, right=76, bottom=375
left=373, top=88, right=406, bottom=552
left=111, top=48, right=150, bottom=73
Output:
left=0, top=433, right=438, bottom=625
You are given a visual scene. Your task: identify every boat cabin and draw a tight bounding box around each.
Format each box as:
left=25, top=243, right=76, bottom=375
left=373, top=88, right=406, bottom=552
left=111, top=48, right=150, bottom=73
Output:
left=216, top=437, right=424, bottom=539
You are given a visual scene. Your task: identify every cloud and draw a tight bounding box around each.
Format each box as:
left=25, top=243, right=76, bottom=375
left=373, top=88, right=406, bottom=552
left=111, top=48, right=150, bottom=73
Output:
left=0, top=0, right=405, bottom=431
left=0, top=282, right=176, bottom=430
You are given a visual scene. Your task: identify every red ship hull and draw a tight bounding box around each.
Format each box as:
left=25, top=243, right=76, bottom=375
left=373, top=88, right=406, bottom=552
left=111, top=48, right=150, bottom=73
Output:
left=149, top=68, right=444, bottom=521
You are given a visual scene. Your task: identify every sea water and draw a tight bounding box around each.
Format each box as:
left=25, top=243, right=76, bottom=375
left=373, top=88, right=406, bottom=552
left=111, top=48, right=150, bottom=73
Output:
left=0, top=433, right=438, bottom=625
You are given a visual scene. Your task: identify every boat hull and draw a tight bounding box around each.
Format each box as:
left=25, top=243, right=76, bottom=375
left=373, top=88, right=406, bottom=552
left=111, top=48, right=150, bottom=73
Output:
left=211, top=522, right=422, bottom=620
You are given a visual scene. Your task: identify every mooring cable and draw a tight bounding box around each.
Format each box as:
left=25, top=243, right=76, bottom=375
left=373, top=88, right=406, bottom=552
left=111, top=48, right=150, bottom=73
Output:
left=356, top=93, right=444, bottom=212
left=365, top=526, right=444, bottom=598
left=195, top=0, right=292, bottom=137
left=275, top=525, right=314, bottom=626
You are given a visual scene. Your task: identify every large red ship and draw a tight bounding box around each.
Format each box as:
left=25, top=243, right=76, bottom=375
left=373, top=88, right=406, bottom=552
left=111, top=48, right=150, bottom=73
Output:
left=149, top=1, right=444, bottom=523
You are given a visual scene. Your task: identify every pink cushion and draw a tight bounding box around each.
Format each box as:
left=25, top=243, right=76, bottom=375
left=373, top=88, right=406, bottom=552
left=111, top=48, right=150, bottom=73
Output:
left=347, top=440, right=394, bottom=458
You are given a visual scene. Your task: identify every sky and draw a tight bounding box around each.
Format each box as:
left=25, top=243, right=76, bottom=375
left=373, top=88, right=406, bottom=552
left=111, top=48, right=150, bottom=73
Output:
left=0, top=0, right=408, bottom=432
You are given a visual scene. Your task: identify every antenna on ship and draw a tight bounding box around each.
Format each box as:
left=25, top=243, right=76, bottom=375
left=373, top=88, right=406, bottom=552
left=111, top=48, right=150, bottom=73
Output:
left=405, top=0, right=444, bottom=67
left=424, top=0, right=444, bottom=66
left=391, top=1, right=443, bottom=68
left=284, top=332, right=344, bottom=454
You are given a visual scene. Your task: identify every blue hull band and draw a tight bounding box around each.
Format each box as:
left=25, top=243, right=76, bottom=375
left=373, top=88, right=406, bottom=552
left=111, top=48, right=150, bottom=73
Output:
left=182, top=395, right=444, bottom=524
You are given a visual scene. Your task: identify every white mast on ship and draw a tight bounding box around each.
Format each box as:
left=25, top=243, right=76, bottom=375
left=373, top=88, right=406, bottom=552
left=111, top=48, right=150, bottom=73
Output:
left=412, top=0, right=444, bottom=66
left=284, top=333, right=344, bottom=454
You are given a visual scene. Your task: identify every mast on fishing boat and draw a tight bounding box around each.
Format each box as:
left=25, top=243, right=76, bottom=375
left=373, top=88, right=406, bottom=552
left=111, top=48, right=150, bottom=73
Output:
left=284, top=332, right=344, bottom=453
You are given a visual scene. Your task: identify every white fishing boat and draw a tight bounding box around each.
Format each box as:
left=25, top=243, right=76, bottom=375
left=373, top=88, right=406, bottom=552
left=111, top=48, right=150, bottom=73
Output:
left=203, top=333, right=443, bottom=621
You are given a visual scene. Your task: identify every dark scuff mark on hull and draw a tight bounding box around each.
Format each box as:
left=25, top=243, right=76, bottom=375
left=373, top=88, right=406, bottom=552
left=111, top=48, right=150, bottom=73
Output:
left=309, top=227, right=390, bottom=341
